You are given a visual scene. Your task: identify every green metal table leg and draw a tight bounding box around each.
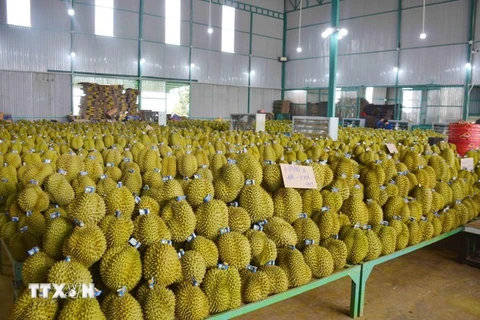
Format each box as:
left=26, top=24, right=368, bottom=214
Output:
left=349, top=266, right=361, bottom=318
left=358, top=264, right=373, bottom=317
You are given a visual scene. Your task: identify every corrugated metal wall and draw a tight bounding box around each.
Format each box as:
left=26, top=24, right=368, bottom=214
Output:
left=0, top=0, right=284, bottom=119
left=0, top=70, right=71, bottom=121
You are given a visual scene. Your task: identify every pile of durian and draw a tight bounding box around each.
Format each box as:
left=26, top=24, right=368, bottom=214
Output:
left=1, top=120, right=478, bottom=320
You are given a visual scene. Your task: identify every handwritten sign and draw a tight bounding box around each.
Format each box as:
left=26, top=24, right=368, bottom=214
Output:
left=461, top=158, right=474, bottom=171
left=385, top=143, right=398, bottom=154
left=280, top=164, right=318, bottom=189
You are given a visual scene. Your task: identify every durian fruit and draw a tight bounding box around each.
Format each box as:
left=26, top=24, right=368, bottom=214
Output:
left=292, top=216, right=321, bottom=250
left=157, top=178, right=184, bottom=206
left=195, top=199, right=229, bottom=240
left=419, top=217, right=434, bottom=241
left=99, top=213, right=134, bottom=248
left=313, top=208, right=340, bottom=240
left=300, top=189, right=323, bottom=216
left=133, top=212, right=172, bottom=246
left=178, top=151, right=198, bottom=178
left=236, top=152, right=263, bottom=183
left=161, top=197, right=196, bottom=242
left=184, top=176, right=215, bottom=209
left=213, top=161, right=245, bottom=203
left=202, top=266, right=242, bottom=314
left=321, top=237, right=348, bottom=270
left=302, top=245, right=334, bottom=278
left=71, top=174, right=97, bottom=196
left=101, top=292, right=144, bottom=320
left=407, top=218, right=422, bottom=246
left=217, top=231, right=252, bottom=269
left=383, top=196, right=409, bottom=222
left=142, top=168, right=163, bottom=190
left=175, top=282, right=210, bottom=320
left=364, top=184, right=389, bottom=207
left=431, top=214, right=443, bottom=237
left=17, top=184, right=49, bottom=212
left=263, top=216, right=298, bottom=248
left=277, top=246, right=312, bottom=288
left=343, top=226, right=369, bottom=264
left=440, top=209, right=455, bottom=232
left=97, top=176, right=118, bottom=196
left=180, top=250, right=207, bottom=284
left=100, top=244, right=142, bottom=292
left=239, top=181, right=274, bottom=223
left=45, top=172, right=75, bottom=206
left=143, top=241, right=182, bottom=286
left=48, top=257, right=93, bottom=284
left=62, top=224, right=107, bottom=267
left=411, top=185, right=433, bottom=215
left=9, top=289, right=58, bottom=320
left=245, top=229, right=277, bottom=266
left=239, top=268, right=270, bottom=303
left=258, top=265, right=289, bottom=295
left=374, top=223, right=397, bottom=256
left=227, top=204, right=251, bottom=234
left=393, top=220, right=410, bottom=250
left=134, top=195, right=160, bottom=216
left=273, top=188, right=303, bottom=224
left=58, top=298, right=106, bottom=320
left=43, top=215, right=73, bottom=260
left=261, top=163, right=283, bottom=192
left=363, top=227, right=382, bottom=261
left=21, top=211, right=46, bottom=237
left=22, top=248, right=55, bottom=285
left=367, top=199, right=383, bottom=226
left=105, top=184, right=135, bottom=218
left=67, top=190, right=106, bottom=225
left=137, top=283, right=175, bottom=320
left=341, top=192, right=369, bottom=225
left=121, top=168, right=143, bottom=195
left=56, top=153, right=85, bottom=182
left=320, top=188, right=344, bottom=212
left=187, top=234, right=219, bottom=268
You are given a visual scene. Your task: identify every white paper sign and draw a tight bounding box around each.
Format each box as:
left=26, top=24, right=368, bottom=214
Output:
left=280, top=164, right=318, bottom=189
left=386, top=143, right=398, bottom=154
left=461, top=158, right=474, bottom=171
left=255, top=114, right=266, bottom=132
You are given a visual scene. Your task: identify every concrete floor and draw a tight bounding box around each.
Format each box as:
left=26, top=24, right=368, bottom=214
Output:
left=1, top=234, right=479, bottom=319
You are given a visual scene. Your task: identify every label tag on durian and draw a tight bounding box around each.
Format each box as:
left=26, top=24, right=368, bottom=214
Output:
left=163, top=176, right=173, bottom=182
left=245, top=179, right=255, bottom=186
left=186, top=233, right=196, bottom=242
left=20, top=226, right=28, bottom=233
left=58, top=169, right=67, bottom=175
left=191, top=278, right=200, bottom=286
left=115, top=210, right=122, bottom=217
left=123, top=158, right=131, bottom=163
left=160, top=239, right=172, bottom=245
left=129, top=238, right=141, bottom=249
left=139, top=209, right=150, bottom=215
left=1, top=178, right=7, bottom=183
left=177, top=249, right=185, bottom=259
left=148, top=277, right=155, bottom=289
left=298, top=213, right=308, bottom=219
left=29, top=179, right=38, bottom=185
left=176, top=195, right=187, bottom=202
left=227, top=159, right=237, bottom=164
left=117, top=286, right=127, bottom=297
left=266, top=260, right=275, bottom=266
left=217, top=263, right=229, bottom=270
left=28, top=246, right=40, bottom=256
left=11, top=216, right=19, bottom=222
left=134, top=196, right=141, bottom=204
left=280, top=164, right=317, bottom=189
left=204, top=194, right=213, bottom=203
left=106, top=162, right=114, bottom=167
left=246, top=265, right=258, bottom=272
left=321, top=206, right=330, bottom=212
left=288, top=245, right=296, bottom=250
left=229, top=202, right=239, bottom=207
left=80, top=171, right=88, bottom=176
left=94, top=288, right=102, bottom=297
left=43, top=159, right=51, bottom=164
left=84, top=186, right=95, bottom=193
left=73, top=219, right=85, bottom=227
left=305, top=239, right=315, bottom=245
left=219, top=227, right=230, bottom=235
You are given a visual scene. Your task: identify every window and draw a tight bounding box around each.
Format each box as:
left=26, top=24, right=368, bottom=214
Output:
left=221, top=6, right=235, bottom=53
left=366, top=87, right=374, bottom=104
left=165, top=0, right=181, bottom=45
left=95, top=0, right=114, bottom=37
left=7, top=0, right=31, bottom=27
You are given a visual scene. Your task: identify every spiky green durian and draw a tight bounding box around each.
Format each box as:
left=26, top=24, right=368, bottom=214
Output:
left=312, top=208, right=340, bottom=240
left=239, top=182, right=274, bottom=223
left=227, top=205, right=251, bottom=234
left=277, top=247, right=312, bottom=288
left=161, top=197, right=196, bottom=242
left=180, top=249, right=207, bottom=284
left=100, top=244, right=142, bottom=292
left=258, top=265, right=289, bottom=295
left=343, top=227, right=369, bottom=264
left=195, top=199, right=229, bottom=241
left=292, top=216, right=320, bottom=250
left=138, top=284, right=175, bottom=320
left=363, top=228, right=382, bottom=261
left=302, top=245, right=334, bottom=278
left=48, top=257, right=93, bottom=284
left=263, top=216, right=298, bottom=248
left=201, top=267, right=242, bottom=314
left=186, top=235, right=219, bottom=268
left=45, top=172, right=75, bottom=206
left=9, top=289, right=58, bottom=320
left=273, top=188, right=303, bottom=224
left=185, top=177, right=215, bottom=209
left=133, top=212, right=171, bottom=246
left=67, top=190, right=106, bottom=225
left=175, top=282, right=210, bottom=320
left=62, top=224, right=107, bottom=267
left=58, top=298, right=106, bottom=320
left=321, top=237, right=348, bottom=270
left=99, top=213, right=134, bottom=248
left=217, top=231, right=252, bottom=269
left=101, top=292, right=144, bottom=320
left=143, top=241, right=182, bottom=286
left=22, top=249, right=55, bottom=285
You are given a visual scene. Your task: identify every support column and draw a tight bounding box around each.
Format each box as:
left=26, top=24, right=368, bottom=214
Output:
left=464, top=0, right=476, bottom=120
left=281, top=14, right=287, bottom=100
left=327, top=0, right=340, bottom=118
left=247, top=12, right=253, bottom=113
left=394, top=0, right=402, bottom=120
left=137, top=0, right=144, bottom=110
left=70, top=0, right=75, bottom=114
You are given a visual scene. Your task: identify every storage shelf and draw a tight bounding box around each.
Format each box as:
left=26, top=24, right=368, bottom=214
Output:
left=207, top=265, right=362, bottom=319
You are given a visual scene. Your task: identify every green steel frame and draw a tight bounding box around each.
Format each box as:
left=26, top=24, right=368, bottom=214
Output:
left=327, top=0, right=340, bottom=118
left=463, top=0, right=477, bottom=120
left=357, top=227, right=464, bottom=317
left=206, top=265, right=362, bottom=320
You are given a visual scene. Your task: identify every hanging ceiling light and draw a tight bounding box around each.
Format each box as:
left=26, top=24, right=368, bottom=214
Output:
left=466, top=62, right=472, bottom=69
left=70, top=52, right=76, bottom=58
left=420, top=0, right=427, bottom=39
left=296, top=0, right=303, bottom=53
left=207, top=0, right=213, bottom=34
left=68, top=0, right=74, bottom=16
left=393, top=67, right=399, bottom=72
left=337, top=28, right=348, bottom=40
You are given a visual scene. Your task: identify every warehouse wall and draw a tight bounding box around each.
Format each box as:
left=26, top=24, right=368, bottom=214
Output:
left=0, top=0, right=283, bottom=119
left=284, top=0, right=471, bottom=88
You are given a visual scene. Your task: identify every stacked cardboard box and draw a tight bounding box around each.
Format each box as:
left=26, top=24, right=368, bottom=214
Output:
left=78, top=83, right=139, bottom=120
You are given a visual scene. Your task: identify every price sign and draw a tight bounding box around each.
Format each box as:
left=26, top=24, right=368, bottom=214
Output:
left=280, top=164, right=318, bottom=189
left=386, top=143, right=398, bottom=154
left=461, top=158, right=474, bottom=171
